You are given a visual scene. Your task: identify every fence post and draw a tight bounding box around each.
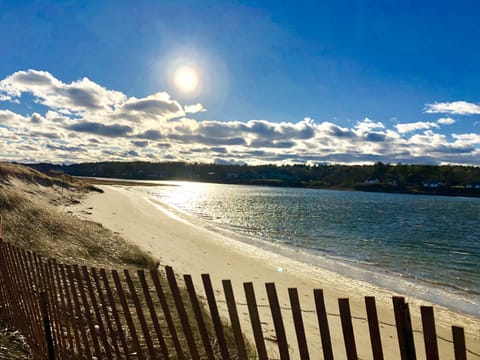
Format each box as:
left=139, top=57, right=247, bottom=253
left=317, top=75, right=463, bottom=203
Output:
left=365, top=296, right=384, bottom=360
left=452, top=326, right=466, bottom=360
left=165, top=266, right=200, bottom=360
left=288, top=288, right=310, bottom=360
left=222, top=279, right=248, bottom=360
left=202, top=273, right=230, bottom=360
left=393, top=297, right=416, bottom=360
left=39, top=291, right=55, bottom=360
left=183, top=274, right=215, bottom=360
left=243, top=282, right=268, bottom=360
left=421, top=306, right=439, bottom=360
left=266, top=282, right=290, bottom=360
left=150, top=269, right=185, bottom=359
left=338, top=298, right=358, bottom=360
left=313, top=289, right=334, bottom=360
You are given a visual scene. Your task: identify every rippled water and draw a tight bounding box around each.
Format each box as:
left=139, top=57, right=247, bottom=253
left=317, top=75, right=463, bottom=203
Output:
left=146, top=181, right=480, bottom=313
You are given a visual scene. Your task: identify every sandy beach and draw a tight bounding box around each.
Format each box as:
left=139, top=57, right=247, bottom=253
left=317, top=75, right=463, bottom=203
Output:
left=70, top=185, right=480, bottom=359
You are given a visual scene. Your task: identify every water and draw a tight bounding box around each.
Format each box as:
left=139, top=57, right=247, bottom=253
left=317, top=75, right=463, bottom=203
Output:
left=144, top=181, right=480, bottom=316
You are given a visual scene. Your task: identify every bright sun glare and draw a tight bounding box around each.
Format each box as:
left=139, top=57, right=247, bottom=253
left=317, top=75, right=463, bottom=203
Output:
left=173, top=66, right=199, bottom=93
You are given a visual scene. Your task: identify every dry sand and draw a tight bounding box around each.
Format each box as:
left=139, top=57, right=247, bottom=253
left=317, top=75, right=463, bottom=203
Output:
left=70, top=185, right=480, bottom=359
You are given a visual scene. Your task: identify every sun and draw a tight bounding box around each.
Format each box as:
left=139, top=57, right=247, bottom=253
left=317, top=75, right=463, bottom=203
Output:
left=173, top=66, right=199, bottom=93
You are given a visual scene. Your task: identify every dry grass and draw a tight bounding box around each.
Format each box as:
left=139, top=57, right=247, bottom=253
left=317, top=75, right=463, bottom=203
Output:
left=0, top=163, right=156, bottom=269
left=0, top=326, right=30, bottom=360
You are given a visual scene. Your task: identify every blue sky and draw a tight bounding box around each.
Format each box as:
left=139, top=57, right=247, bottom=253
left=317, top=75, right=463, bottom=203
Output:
left=0, top=0, right=479, bottom=165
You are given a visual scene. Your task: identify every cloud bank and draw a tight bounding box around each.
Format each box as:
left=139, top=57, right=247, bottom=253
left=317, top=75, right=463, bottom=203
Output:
left=0, top=70, right=479, bottom=165
left=425, top=101, right=480, bottom=115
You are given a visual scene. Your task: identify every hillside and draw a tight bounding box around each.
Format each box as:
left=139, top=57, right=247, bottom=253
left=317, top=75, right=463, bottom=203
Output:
left=0, top=163, right=155, bottom=268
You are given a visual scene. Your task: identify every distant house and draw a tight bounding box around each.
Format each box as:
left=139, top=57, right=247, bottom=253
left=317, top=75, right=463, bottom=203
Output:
left=365, top=178, right=380, bottom=184
left=465, top=183, right=480, bottom=189
left=226, top=172, right=239, bottom=179
left=421, top=181, right=447, bottom=188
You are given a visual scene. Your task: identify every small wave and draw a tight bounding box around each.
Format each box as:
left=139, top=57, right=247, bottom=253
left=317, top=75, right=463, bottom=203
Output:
left=451, top=250, right=472, bottom=256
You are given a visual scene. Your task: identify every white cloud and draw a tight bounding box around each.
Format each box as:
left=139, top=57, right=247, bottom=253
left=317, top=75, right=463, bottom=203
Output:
left=185, top=103, right=207, bottom=113
left=437, top=117, right=456, bottom=125
left=425, top=101, right=480, bottom=115
left=452, top=133, right=480, bottom=144
left=395, top=121, right=439, bottom=134
left=0, top=70, right=127, bottom=113
left=354, top=118, right=384, bottom=133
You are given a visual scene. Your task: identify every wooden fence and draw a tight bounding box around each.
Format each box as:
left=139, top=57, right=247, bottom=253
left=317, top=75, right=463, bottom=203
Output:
left=0, top=231, right=475, bottom=359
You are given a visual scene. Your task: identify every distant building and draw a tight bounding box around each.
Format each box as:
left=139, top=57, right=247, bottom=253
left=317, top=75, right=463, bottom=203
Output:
left=226, top=172, right=239, bottom=179
left=421, top=181, right=447, bottom=188
left=465, top=183, right=480, bottom=189
left=365, top=178, right=380, bottom=184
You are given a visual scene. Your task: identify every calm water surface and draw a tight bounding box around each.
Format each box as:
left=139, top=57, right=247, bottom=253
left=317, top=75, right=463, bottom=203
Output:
left=145, top=181, right=480, bottom=315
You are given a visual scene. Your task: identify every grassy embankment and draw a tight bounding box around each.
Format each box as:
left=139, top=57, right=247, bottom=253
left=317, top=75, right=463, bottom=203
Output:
left=0, top=163, right=248, bottom=359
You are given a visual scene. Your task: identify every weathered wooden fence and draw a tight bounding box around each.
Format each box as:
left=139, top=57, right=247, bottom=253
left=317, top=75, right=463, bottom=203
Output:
left=0, top=227, right=475, bottom=359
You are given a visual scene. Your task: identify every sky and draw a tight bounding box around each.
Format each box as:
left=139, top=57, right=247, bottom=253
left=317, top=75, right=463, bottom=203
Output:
left=0, top=0, right=479, bottom=165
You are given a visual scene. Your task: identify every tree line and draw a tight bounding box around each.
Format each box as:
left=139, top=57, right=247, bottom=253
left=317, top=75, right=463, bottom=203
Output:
left=26, top=161, right=480, bottom=197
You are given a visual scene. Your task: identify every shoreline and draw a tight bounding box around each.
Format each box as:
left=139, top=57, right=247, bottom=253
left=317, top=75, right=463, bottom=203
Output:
left=144, top=186, right=480, bottom=319
left=69, top=184, right=480, bottom=359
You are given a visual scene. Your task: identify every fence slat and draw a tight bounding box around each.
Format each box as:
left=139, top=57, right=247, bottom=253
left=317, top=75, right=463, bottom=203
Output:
left=288, top=288, right=310, bottom=360
left=365, top=296, right=384, bottom=360
left=421, top=306, right=439, bottom=360
left=66, top=264, right=93, bottom=359
left=91, top=268, right=123, bottom=358
left=124, top=269, right=156, bottom=359
left=244, top=282, right=268, bottom=360
left=81, top=266, right=112, bottom=360
left=222, top=279, right=248, bottom=360
left=393, top=297, right=416, bottom=360
left=0, top=242, right=17, bottom=330
left=26, top=251, right=47, bottom=354
left=15, top=248, right=48, bottom=355
left=34, top=253, right=55, bottom=357
left=339, top=298, right=358, bottom=360
left=1, top=245, right=24, bottom=338
left=266, top=282, right=290, bottom=360
left=73, top=264, right=103, bottom=359
left=183, top=274, right=215, bottom=360
left=202, top=273, right=231, bottom=360
left=0, top=240, right=9, bottom=321
left=50, top=259, right=75, bottom=357
left=137, top=270, right=170, bottom=359
left=39, top=291, right=55, bottom=360
left=314, top=289, right=334, bottom=360
left=99, top=268, right=131, bottom=359
left=452, top=326, right=466, bottom=360
left=41, top=255, right=65, bottom=357
left=150, top=269, right=185, bottom=360
left=111, top=269, right=144, bottom=360
left=5, top=247, right=29, bottom=327
left=165, top=265, right=200, bottom=360
left=59, top=263, right=84, bottom=358
left=12, top=246, right=43, bottom=352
